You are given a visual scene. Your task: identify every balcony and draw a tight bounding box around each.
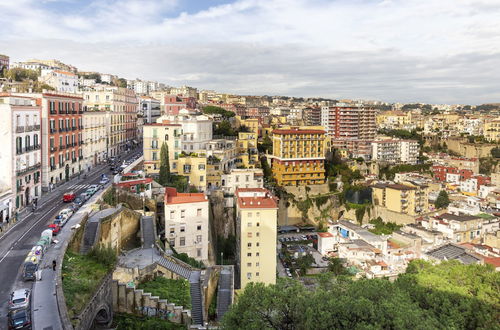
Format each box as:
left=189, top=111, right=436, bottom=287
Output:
left=59, top=128, right=64, bottom=133
left=59, top=163, right=65, bottom=169
left=17, top=185, right=23, bottom=193
left=72, top=158, right=77, bottom=163
left=60, top=145, right=66, bottom=150
left=50, top=146, right=57, bottom=152
left=72, top=126, right=77, bottom=131
left=15, top=126, right=25, bottom=133
left=34, top=124, right=40, bottom=130
left=79, top=155, right=83, bottom=160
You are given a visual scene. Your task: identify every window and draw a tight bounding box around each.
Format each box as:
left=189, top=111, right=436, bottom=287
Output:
left=181, top=210, right=185, bottom=218
left=152, top=152, right=158, bottom=161
left=196, top=235, right=202, bottom=243
left=247, top=272, right=252, bottom=279
left=197, top=209, right=202, bottom=217
left=246, top=175, right=250, bottom=182
left=170, top=228, right=175, bottom=234
left=200, top=176, right=204, bottom=182
left=256, top=262, right=259, bottom=267
left=197, top=225, right=202, bottom=230
left=197, top=249, right=201, bottom=257
left=256, top=272, right=259, bottom=277
left=256, top=222, right=260, bottom=227
left=247, top=243, right=252, bottom=248
left=247, top=222, right=252, bottom=227
left=179, top=237, right=185, bottom=246
left=256, top=242, right=260, bottom=247
left=256, top=212, right=260, bottom=217
left=247, top=232, right=252, bottom=238
left=170, top=211, right=175, bottom=219
left=256, top=232, right=260, bottom=237
left=248, top=212, right=252, bottom=217
left=247, top=252, right=252, bottom=257
left=247, top=262, right=252, bottom=267
left=180, top=227, right=185, bottom=232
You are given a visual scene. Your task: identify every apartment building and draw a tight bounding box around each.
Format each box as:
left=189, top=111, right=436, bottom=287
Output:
left=221, top=169, right=264, bottom=195
left=484, top=118, right=500, bottom=142
left=82, top=86, right=138, bottom=157
left=0, top=95, right=42, bottom=209
left=139, top=96, right=161, bottom=124
left=303, top=107, right=321, bottom=126
left=372, top=183, right=429, bottom=216
left=422, top=213, right=484, bottom=244
left=235, top=117, right=259, bottom=136
left=40, top=69, right=79, bottom=93
left=235, top=188, right=278, bottom=289
left=432, top=165, right=473, bottom=182
left=81, top=111, right=108, bottom=170
left=176, top=155, right=208, bottom=192
left=270, top=127, right=326, bottom=186
left=237, top=131, right=259, bottom=168
left=371, top=139, right=419, bottom=164
left=174, top=112, right=213, bottom=152
left=376, top=110, right=413, bottom=130
left=321, top=103, right=377, bottom=158
left=0, top=54, right=9, bottom=71
left=169, top=85, right=198, bottom=99
left=142, top=121, right=182, bottom=175
left=163, top=95, right=196, bottom=116
left=164, top=187, right=209, bottom=263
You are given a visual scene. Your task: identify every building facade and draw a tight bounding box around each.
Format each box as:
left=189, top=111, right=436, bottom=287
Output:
left=0, top=94, right=42, bottom=209
left=0, top=54, right=9, bottom=71
left=221, top=169, right=264, bottom=195
left=82, top=111, right=108, bottom=170
left=140, top=96, right=161, bottom=124
left=40, top=70, right=79, bottom=93
left=83, top=86, right=138, bottom=157
left=372, top=183, right=429, bottom=216
left=235, top=188, right=278, bottom=289
left=164, top=187, right=209, bottom=263
left=143, top=122, right=182, bottom=175
left=271, top=127, right=326, bottom=186
left=371, top=139, right=419, bottom=164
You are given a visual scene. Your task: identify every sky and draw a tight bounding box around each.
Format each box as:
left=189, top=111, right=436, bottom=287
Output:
left=1, top=0, right=499, bottom=104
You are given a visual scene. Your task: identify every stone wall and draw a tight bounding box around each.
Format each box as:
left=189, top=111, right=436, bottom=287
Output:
left=98, top=207, right=141, bottom=252
left=202, top=267, right=220, bottom=320
left=67, top=212, right=89, bottom=253
left=74, top=273, right=114, bottom=330
left=112, top=280, right=191, bottom=326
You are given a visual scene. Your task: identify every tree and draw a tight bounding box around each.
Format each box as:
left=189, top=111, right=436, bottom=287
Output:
left=158, top=143, right=170, bottom=186
left=5, top=68, right=39, bottom=81
left=491, top=147, right=500, bottom=158
left=327, top=258, right=348, bottom=275
left=258, top=135, right=273, bottom=154
left=213, top=120, right=237, bottom=136
left=202, top=105, right=235, bottom=118
left=434, top=190, right=450, bottom=209
left=117, top=78, right=127, bottom=88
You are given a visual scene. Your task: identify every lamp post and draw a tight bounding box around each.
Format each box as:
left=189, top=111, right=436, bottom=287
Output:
left=221, top=252, right=223, bottom=266
left=151, top=244, right=154, bottom=263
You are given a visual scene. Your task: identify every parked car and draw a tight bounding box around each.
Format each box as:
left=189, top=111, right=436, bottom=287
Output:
left=53, top=217, right=63, bottom=227
left=99, top=177, right=109, bottom=185
left=9, top=289, right=30, bottom=311
left=7, top=307, right=31, bottom=329
left=62, top=191, right=76, bottom=203
left=73, top=197, right=84, bottom=208
left=48, top=224, right=61, bottom=235
left=89, top=184, right=100, bottom=191
left=79, top=193, right=89, bottom=201
left=59, top=208, right=74, bottom=220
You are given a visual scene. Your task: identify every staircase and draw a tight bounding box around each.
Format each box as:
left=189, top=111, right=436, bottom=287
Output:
left=141, top=216, right=155, bottom=248
left=189, top=271, right=204, bottom=326
left=80, top=221, right=100, bottom=254
left=217, top=266, right=234, bottom=321
left=156, top=255, right=192, bottom=279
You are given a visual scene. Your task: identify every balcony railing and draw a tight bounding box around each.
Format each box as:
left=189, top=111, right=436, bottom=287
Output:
left=34, top=124, right=40, bottom=130
left=16, top=126, right=25, bottom=133
left=50, top=128, right=56, bottom=134
left=50, top=147, right=57, bottom=152
left=50, top=165, right=56, bottom=171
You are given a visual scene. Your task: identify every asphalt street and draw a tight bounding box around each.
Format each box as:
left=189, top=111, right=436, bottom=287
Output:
left=0, top=148, right=141, bottom=329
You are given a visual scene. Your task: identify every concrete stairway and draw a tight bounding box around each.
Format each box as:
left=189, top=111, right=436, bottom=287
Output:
left=216, top=266, right=233, bottom=321
left=156, top=255, right=193, bottom=279
left=141, top=216, right=155, bottom=248
left=189, top=271, right=204, bottom=326
left=80, top=221, right=99, bottom=254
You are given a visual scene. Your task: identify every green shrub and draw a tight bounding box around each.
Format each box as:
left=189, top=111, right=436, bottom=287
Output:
left=137, top=277, right=191, bottom=308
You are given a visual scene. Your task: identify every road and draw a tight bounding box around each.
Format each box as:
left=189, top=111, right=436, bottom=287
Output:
left=0, top=148, right=141, bottom=328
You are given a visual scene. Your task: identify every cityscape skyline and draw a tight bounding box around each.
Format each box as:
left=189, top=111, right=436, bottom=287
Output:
left=2, top=0, right=499, bottom=104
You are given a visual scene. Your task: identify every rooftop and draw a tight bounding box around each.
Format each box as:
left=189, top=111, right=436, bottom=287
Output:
left=164, top=187, right=207, bottom=205
left=272, top=128, right=326, bottom=135
left=238, top=196, right=278, bottom=209
left=438, top=213, right=481, bottom=222
left=426, top=243, right=481, bottom=264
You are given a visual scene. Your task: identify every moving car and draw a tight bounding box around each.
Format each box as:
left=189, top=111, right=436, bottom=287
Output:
left=7, top=307, right=31, bottom=329
left=48, top=223, right=61, bottom=235
left=62, top=191, right=76, bottom=203
left=9, top=289, right=30, bottom=311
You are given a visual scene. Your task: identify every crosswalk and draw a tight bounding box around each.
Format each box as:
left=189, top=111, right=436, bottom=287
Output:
left=67, top=183, right=96, bottom=190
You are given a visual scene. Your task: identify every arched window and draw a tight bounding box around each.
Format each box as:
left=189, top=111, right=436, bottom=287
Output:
left=25, top=135, right=30, bottom=150
left=165, top=134, right=169, bottom=141
left=33, top=134, right=39, bottom=147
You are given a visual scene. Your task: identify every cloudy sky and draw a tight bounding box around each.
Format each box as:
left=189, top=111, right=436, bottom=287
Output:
left=1, top=0, right=499, bottom=104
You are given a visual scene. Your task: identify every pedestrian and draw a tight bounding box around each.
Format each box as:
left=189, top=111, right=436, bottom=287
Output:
left=52, top=260, right=57, bottom=271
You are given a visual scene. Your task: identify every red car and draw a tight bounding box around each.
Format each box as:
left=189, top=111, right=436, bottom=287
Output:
left=48, top=224, right=61, bottom=235
left=63, top=191, right=76, bottom=203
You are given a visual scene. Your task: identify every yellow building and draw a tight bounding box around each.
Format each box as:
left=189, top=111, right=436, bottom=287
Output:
left=235, top=116, right=259, bottom=135
left=377, top=110, right=412, bottom=130
left=176, top=154, right=207, bottom=192
left=237, top=131, right=259, bottom=168
left=484, top=118, right=500, bottom=142
left=235, top=188, right=278, bottom=289
left=143, top=121, right=182, bottom=175
left=372, top=183, right=429, bottom=216
left=270, top=127, right=326, bottom=186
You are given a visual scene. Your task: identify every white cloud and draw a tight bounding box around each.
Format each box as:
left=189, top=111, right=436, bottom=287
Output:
left=1, top=0, right=499, bottom=103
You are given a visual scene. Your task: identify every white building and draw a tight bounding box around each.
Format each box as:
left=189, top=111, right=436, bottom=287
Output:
left=170, top=85, right=198, bottom=98
left=221, top=168, right=264, bottom=195
left=140, top=96, right=161, bottom=124
left=460, top=178, right=478, bottom=194
left=0, top=188, right=13, bottom=224
left=446, top=173, right=461, bottom=185
left=164, top=187, right=209, bottom=263
left=371, top=139, right=419, bottom=164
left=0, top=95, right=42, bottom=210
left=40, top=69, right=78, bottom=93
left=164, top=111, right=213, bottom=153
left=479, top=185, right=497, bottom=199
left=100, top=74, right=116, bottom=84
left=82, top=111, right=108, bottom=170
